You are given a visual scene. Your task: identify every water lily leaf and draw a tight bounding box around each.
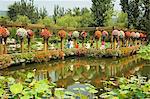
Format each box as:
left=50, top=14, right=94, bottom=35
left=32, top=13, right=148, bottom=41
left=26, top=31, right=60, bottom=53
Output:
left=7, top=77, right=15, bottom=85
left=88, top=89, right=98, bottom=93
left=65, top=91, right=75, bottom=96
left=10, top=83, right=23, bottom=94
left=34, top=83, right=49, bottom=93
left=55, top=89, right=65, bottom=97
left=100, top=93, right=111, bottom=98
left=27, top=72, right=34, bottom=79
left=120, top=85, right=129, bottom=90
left=0, top=88, right=4, bottom=97
left=0, top=76, right=5, bottom=80
left=21, top=95, right=30, bottom=99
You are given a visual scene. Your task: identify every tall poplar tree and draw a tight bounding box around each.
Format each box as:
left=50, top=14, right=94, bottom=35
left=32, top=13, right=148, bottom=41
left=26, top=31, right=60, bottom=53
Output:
left=91, top=0, right=113, bottom=26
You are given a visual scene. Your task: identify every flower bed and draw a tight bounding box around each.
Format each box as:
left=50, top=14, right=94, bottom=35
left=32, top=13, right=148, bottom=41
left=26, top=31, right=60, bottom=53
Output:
left=0, top=46, right=140, bottom=69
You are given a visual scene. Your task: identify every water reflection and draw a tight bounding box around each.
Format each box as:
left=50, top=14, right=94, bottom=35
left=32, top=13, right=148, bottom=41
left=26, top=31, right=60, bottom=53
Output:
left=0, top=55, right=147, bottom=88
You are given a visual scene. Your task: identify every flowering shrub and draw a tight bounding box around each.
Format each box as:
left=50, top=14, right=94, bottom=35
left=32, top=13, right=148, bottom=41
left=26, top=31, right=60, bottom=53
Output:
left=119, top=30, right=125, bottom=38
left=72, top=31, right=80, bottom=38
left=58, top=30, right=66, bottom=39
left=16, top=28, right=27, bottom=40
left=94, top=30, right=101, bottom=40
left=40, top=28, right=51, bottom=39
left=135, top=32, right=140, bottom=38
left=27, top=29, right=34, bottom=39
left=130, top=32, right=136, bottom=38
left=125, top=31, right=131, bottom=38
left=1, top=28, right=10, bottom=38
left=80, top=31, right=87, bottom=38
left=140, top=33, right=144, bottom=38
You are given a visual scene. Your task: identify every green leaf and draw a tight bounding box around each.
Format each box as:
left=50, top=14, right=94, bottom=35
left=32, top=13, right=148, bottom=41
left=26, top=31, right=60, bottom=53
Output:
left=65, top=91, right=75, bottom=96
left=21, top=95, right=30, bottom=99
left=0, top=88, right=4, bottom=97
left=10, top=83, right=23, bottom=94
left=88, top=89, right=98, bottom=93
left=7, top=77, right=15, bottom=85
left=27, top=72, right=34, bottom=79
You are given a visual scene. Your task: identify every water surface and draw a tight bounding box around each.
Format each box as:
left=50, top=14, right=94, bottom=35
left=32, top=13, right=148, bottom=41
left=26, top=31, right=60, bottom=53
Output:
left=0, top=55, right=149, bottom=88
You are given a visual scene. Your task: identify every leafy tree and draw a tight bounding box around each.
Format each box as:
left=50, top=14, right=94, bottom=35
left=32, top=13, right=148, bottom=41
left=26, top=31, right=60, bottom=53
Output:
left=91, top=0, right=113, bottom=26
left=139, top=0, right=150, bottom=33
left=0, top=16, right=11, bottom=25
left=57, top=15, right=81, bottom=28
left=39, top=7, right=48, bottom=19
left=37, top=16, right=54, bottom=26
left=116, top=11, right=128, bottom=27
left=104, top=8, right=114, bottom=27
left=80, top=8, right=93, bottom=27
left=15, top=15, right=31, bottom=25
left=53, top=5, right=65, bottom=24
left=73, top=7, right=81, bottom=16
left=7, top=0, right=46, bottom=23
left=120, top=0, right=150, bottom=34
left=65, top=8, right=72, bottom=15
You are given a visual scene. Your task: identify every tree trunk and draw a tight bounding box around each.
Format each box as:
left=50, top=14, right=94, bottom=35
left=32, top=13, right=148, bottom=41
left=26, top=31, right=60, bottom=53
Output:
left=60, top=38, right=63, bottom=50
left=21, top=40, right=24, bottom=53
left=28, top=38, right=31, bottom=52
left=114, top=38, right=116, bottom=50
left=0, top=36, right=3, bottom=55
left=74, top=39, right=76, bottom=48
left=44, top=38, right=48, bottom=52
left=3, top=38, right=7, bottom=54
left=126, top=38, right=129, bottom=47
left=82, top=39, right=84, bottom=48
left=135, top=39, right=137, bottom=46
left=96, top=40, right=99, bottom=49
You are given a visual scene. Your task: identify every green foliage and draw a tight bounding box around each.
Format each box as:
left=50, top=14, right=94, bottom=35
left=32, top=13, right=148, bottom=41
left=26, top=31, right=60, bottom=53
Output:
left=57, top=15, right=81, bottom=28
left=120, top=0, right=150, bottom=33
left=80, top=9, right=93, bottom=27
left=7, top=0, right=47, bottom=23
left=10, top=83, right=23, bottom=94
left=104, top=8, right=115, bottom=27
left=91, top=0, right=113, bottom=26
left=116, top=11, right=128, bottom=27
left=0, top=72, right=99, bottom=98
left=100, top=76, right=150, bottom=98
left=15, top=15, right=31, bottom=25
left=39, top=7, right=48, bottom=19
left=37, top=16, right=54, bottom=26
left=8, top=27, right=17, bottom=38
left=0, top=16, right=11, bottom=25
left=138, top=44, right=150, bottom=60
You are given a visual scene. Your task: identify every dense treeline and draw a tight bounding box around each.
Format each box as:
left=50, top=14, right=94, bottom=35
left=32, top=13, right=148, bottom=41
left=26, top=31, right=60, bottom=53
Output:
left=0, top=0, right=150, bottom=34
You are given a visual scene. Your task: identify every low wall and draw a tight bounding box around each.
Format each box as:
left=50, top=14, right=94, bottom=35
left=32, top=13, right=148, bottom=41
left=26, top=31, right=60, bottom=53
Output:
left=0, top=46, right=140, bottom=69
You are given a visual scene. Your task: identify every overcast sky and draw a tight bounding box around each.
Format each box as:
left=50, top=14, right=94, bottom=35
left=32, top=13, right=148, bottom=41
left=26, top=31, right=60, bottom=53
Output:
left=0, top=0, right=121, bottom=15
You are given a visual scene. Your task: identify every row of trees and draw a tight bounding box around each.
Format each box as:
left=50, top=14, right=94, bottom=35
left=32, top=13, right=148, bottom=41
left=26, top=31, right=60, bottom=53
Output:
left=120, top=0, right=150, bottom=33
left=0, top=0, right=149, bottom=34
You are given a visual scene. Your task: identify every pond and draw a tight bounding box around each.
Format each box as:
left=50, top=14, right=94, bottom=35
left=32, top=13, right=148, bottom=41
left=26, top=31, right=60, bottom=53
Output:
left=0, top=55, right=149, bottom=89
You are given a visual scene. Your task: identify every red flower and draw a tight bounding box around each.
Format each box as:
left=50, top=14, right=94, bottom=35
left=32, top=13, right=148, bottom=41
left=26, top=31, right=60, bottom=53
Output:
left=40, top=29, right=51, bottom=39
left=81, top=31, right=87, bottom=38
left=125, top=31, right=131, bottom=38
left=27, top=29, right=34, bottom=38
left=140, top=33, right=144, bottom=38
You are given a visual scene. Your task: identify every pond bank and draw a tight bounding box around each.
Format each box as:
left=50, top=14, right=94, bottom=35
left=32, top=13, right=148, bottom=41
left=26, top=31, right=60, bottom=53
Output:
left=0, top=46, right=140, bottom=69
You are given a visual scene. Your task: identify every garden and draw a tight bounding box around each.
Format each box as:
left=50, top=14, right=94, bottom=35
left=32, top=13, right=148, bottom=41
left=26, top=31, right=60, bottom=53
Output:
left=0, top=0, right=150, bottom=99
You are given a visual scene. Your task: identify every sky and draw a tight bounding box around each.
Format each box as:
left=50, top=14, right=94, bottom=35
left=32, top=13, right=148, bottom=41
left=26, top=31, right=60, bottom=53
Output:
left=0, top=0, right=121, bottom=15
